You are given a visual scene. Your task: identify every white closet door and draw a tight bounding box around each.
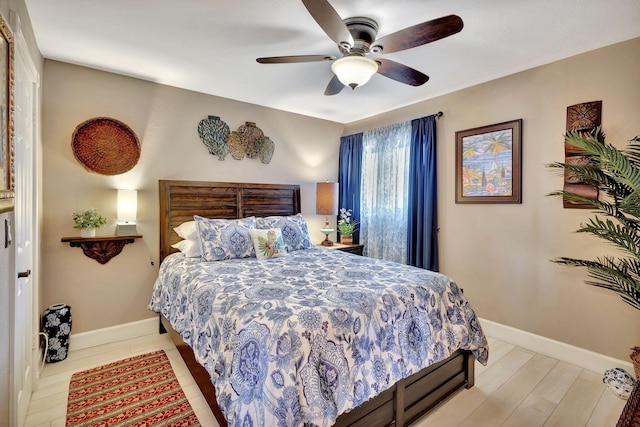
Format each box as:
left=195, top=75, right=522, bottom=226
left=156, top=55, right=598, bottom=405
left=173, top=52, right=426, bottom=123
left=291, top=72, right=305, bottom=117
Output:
left=11, top=21, right=38, bottom=427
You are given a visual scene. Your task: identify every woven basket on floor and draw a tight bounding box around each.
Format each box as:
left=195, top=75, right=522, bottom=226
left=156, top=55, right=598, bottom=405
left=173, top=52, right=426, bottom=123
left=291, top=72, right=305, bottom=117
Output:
left=71, top=117, right=140, bottom=175
left=631, top=347, right=640, bottom=380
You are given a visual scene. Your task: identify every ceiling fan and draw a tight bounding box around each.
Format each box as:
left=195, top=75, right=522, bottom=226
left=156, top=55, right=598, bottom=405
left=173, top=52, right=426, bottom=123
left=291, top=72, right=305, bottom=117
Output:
left=256, top=0, right=463, bottom=95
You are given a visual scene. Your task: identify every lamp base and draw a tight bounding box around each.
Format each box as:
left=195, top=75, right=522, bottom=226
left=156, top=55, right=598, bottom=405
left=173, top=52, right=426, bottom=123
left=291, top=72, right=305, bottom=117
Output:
left=320, top=227, right=334, bottom=246
left=321, top=235, right=334, bottom=246
left=117, top=223, right=138, bottom=236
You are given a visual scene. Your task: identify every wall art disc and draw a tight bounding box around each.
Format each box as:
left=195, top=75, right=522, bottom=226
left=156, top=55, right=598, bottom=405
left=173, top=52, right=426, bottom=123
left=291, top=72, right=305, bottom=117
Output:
left=256, top=136, right=275, bottom=164
left=71, top=117, right=140, bottom=175
left=198, top=115, right=230, bottom=160
left=227, top=131, right=246, bottom=160
left=238, top=122, right=263, bottom=159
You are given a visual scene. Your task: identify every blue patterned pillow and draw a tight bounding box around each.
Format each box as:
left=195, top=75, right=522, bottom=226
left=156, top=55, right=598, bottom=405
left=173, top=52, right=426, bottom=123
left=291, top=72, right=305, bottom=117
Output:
left=255, top=213, right=312, bottom=253
left=194, top=215, right=256, bottom=261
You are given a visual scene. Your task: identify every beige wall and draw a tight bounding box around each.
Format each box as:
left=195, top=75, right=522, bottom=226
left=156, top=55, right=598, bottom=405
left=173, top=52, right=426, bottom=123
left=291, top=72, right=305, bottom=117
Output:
left=41, top=60, right=344, bottom=333
left=41, top=36, right=640, bottom=361
left=345, top=38, right=640, bottom=361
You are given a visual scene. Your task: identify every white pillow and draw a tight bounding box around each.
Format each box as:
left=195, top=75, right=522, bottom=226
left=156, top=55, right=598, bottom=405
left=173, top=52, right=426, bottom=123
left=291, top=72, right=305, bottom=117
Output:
left=171, top=239, right=202, bottom=258
left=250, top=228, right=287, bottom=260
left=173, top=221, right=198, bottom=241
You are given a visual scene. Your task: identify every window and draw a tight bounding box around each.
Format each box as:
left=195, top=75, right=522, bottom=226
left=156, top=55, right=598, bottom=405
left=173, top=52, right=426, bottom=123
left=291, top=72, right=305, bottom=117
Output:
left=340, top=115, right=439, bottom=270
left=360, top=121, right=411, bottom=263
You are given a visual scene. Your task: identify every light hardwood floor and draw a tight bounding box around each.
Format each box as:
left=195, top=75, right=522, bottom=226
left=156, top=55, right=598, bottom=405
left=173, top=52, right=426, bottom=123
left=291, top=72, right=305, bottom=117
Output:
left=25, top=333, right=218, bottom=427
left=25, top=334, right=626, bottom=427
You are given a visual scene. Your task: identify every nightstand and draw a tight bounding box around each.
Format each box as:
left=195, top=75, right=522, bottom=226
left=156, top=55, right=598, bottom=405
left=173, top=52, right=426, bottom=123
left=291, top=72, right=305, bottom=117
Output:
left=319, top=243, right=364, bottom=256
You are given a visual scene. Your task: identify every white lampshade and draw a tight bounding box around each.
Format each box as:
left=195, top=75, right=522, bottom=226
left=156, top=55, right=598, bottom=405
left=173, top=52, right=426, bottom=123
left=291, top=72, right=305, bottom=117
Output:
left=117, top=189, right=137, bottom=235
left=117, top=190, right=137, bottom=222
left=331, top=56, right=379, bottom=89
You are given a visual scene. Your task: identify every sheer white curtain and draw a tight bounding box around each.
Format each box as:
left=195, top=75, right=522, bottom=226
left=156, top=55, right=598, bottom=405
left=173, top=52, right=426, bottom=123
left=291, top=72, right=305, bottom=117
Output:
left=360, top=121, right=411, bottom=263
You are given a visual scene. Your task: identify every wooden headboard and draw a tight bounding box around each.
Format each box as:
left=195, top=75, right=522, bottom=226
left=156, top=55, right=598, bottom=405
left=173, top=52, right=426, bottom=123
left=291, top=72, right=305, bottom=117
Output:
left=159, top=180, right=301, bottom=262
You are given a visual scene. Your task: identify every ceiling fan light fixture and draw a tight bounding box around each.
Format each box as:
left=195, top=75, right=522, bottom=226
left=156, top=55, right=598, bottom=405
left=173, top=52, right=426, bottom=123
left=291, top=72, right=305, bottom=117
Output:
left=331, top=56, right=378, bottom=89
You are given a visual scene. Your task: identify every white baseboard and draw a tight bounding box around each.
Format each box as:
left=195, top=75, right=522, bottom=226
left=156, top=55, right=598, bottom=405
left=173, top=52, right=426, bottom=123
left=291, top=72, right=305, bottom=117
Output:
left=67, top=316, right=632, bottom=375
left=479, top=317, right=633, bottom=374
left=69, top=317, right=158, bottom=351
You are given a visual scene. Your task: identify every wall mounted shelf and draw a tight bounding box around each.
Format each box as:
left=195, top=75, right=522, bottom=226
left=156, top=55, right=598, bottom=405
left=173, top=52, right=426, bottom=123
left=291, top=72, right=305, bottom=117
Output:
left=61, top=235, right=142, bottom=264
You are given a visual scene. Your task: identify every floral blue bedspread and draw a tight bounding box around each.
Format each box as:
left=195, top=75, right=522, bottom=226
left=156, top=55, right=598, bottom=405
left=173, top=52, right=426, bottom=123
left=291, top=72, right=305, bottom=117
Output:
left=149, top=248, right=489, bottom=427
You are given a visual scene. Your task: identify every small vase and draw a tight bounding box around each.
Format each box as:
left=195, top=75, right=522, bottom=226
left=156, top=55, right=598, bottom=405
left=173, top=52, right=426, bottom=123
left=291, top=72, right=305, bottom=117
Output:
left=80, top=228, right=96, bottom=238
left=340, top=235, right=353, bottom=245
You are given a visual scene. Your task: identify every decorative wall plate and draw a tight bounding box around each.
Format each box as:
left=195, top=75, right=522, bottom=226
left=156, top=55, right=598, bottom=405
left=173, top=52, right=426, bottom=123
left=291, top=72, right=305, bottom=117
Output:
left=198, top=115, right=230, bottom=160
left=256, top=136, right=275, bottom=164
left=227, top=131, right=245, bottom=160
left=238, top=121, right=263, bottom=159
left=197, top=116, right=275, bottom=164
left=71, top=117, right=140, bottom=175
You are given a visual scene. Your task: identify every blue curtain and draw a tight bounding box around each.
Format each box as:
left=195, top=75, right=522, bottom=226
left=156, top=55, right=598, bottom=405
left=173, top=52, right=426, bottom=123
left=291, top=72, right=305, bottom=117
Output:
left=407, top=115, right=439, bottom=271
left=338, top=133, right=363, bottom=242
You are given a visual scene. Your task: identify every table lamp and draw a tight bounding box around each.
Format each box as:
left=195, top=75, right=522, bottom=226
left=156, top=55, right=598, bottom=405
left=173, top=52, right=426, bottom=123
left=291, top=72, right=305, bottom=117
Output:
left=117, top=189, right=137, bottom=236
left=316, top=182, right=338, bottom=246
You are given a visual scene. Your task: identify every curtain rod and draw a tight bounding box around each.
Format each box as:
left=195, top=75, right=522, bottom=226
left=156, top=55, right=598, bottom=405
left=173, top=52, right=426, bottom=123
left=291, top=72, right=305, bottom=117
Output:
left=435, top=111, right=443, bottom=120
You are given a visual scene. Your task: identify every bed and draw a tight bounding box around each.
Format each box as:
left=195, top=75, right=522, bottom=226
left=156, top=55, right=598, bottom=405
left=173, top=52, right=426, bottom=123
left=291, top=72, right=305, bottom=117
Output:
left=149, top=180, right=489, bottom=427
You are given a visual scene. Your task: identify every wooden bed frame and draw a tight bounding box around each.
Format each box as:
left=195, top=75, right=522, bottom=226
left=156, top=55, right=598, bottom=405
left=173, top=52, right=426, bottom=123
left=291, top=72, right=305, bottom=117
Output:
left=157, top=179, right=476, bottom=427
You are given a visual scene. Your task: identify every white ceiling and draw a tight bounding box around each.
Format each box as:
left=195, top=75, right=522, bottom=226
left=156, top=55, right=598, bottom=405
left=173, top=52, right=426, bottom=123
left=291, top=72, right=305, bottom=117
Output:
left=24, top=0, right=640, bottom=124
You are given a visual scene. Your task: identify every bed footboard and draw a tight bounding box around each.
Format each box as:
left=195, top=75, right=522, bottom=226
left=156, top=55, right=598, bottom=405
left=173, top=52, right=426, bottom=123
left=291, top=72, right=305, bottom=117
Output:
left=160, top=315, right=475, bottom=427
left=334, top=348, right=474, bottom=427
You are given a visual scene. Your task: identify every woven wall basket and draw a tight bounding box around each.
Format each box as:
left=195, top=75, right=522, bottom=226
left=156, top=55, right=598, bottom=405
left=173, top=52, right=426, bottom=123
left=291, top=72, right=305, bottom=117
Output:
left=71, top=117, right=140, bottom=175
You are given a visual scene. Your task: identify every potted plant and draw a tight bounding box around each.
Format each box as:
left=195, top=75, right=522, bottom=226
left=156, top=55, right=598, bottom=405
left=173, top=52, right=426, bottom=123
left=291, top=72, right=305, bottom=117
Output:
left=337, top=208, right=358, bottom=244
left=73, top=208, right=107, bottom=238
left=547, top=129, right=640, bottom=378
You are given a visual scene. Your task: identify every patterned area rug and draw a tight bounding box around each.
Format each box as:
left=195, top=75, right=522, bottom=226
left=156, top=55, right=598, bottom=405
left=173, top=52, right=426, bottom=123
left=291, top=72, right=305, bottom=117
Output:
left=66, top=350, right=201, bottom=426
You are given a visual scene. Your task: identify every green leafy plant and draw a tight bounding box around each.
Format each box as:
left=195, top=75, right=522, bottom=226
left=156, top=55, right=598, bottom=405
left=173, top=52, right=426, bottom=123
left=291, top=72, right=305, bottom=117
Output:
left=337, top=208, right=358, bottom=236
left=72, top=208, right=107, bottom=229
left=547, top=129, right=640, bottom=311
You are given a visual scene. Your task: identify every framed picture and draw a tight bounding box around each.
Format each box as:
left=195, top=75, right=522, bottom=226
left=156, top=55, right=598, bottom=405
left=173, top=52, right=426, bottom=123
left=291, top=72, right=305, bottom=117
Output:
left=0, top=11, right=13, bottom=205
left=455, top=119, right=522, bottom=204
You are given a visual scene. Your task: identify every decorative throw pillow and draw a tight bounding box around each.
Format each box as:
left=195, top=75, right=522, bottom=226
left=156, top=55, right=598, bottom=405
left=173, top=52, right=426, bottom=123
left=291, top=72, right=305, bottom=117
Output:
left=256, top=213, right=312, bottom=253
left=173, top=221, right=198, bottom=241
left=194, top=215, right=256, bottom=261
left=250, top=228, right=287, bottom=260
left=171, top=239, right=202, bottom=258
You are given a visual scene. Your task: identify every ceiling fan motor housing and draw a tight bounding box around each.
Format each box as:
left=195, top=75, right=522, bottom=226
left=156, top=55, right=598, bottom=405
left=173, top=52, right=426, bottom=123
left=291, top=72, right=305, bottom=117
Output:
left=343, top=17, right=379, bottom=54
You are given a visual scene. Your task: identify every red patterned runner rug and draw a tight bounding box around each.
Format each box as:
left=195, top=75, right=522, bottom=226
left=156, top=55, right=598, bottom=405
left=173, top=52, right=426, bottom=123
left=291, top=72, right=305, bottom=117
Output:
left=66, top=350, right=201, bottom=426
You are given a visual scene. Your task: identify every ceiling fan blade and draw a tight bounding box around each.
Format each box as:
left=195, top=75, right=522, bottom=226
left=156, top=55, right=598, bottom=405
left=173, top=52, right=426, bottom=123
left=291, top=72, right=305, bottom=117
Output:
left=376, top=58, right=429, bottom=86
left=324, top=75, right=345, bottom=95
left=301, top=0, right=354, bottom=48
left=257, top=55, right=336, bottom=64
left=373, top=15, right=463, bottom=54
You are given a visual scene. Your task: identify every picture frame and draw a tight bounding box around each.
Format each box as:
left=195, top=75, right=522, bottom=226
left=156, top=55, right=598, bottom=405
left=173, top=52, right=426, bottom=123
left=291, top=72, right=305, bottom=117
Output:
left=0, top=11, right=13, bottom=207
left=455, top=119, right=522, bottom=204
